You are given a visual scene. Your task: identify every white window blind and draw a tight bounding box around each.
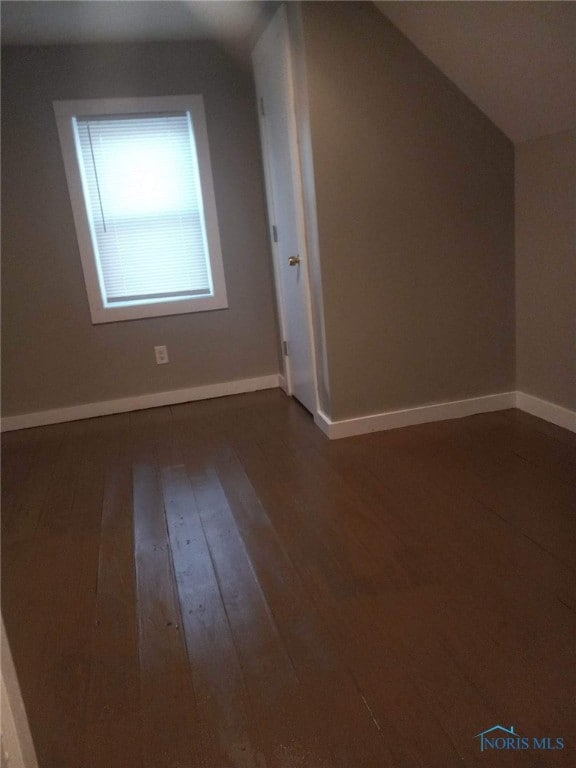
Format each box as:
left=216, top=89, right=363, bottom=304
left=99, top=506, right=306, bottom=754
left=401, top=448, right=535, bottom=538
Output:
left=75, top=112, right=212, bottom=305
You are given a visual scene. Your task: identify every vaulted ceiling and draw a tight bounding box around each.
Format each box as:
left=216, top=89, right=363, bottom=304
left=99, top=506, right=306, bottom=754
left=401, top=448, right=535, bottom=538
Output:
left=0, top=1, right=272, bottom=47
left=2, top=1, right=574, bottom=144
left=376, top=1, right=576, bottom=144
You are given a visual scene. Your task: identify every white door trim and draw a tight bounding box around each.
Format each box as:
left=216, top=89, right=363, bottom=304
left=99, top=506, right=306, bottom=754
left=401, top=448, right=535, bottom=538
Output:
left=252, top=5, right=320, bottom=416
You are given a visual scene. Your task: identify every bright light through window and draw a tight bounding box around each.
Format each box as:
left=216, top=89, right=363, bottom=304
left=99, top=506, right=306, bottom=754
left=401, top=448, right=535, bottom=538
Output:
left=88, top=121, right=199, bottom=218
left=54, top=96, right=227, bottom=324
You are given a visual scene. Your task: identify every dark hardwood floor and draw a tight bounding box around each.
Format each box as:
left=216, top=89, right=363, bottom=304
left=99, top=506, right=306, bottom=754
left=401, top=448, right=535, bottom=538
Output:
left=2, top=389, right=575, bottom=767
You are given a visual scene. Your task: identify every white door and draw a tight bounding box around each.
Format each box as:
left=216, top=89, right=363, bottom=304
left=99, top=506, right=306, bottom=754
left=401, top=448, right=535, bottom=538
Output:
left=253, top=7, right=317, bottom=415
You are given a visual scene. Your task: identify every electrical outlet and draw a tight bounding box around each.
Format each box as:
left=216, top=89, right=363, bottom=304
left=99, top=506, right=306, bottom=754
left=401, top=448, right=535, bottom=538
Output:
left=154, top=345, right=169, bottom=365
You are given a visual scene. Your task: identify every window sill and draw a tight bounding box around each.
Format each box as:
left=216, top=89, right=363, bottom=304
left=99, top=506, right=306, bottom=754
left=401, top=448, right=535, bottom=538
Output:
left=89, top=294, right=229, bottom=324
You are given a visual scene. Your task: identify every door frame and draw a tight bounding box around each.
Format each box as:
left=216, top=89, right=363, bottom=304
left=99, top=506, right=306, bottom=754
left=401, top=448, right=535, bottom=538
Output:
left=252, top=4, right=320, bottom=415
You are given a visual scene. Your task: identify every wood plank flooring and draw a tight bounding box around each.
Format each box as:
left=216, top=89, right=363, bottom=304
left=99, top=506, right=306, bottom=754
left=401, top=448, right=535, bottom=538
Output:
left=2, top=390, right=575, bottom=767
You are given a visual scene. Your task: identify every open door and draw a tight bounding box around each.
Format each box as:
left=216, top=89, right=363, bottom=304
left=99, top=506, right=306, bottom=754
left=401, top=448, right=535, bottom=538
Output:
left=253, top=6, right=318, bottom=415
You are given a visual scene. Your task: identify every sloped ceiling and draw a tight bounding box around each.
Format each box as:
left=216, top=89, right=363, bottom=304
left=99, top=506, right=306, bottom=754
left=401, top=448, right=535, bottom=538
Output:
left=2, top=0, right=575, bottom=143
left=0, top=1, right=271, bottom=47
left=376, top=1, right=576, bottom=144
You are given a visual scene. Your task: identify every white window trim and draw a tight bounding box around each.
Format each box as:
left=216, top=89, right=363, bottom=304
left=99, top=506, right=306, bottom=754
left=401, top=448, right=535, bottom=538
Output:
left=53, top=95, right=228, bottom=324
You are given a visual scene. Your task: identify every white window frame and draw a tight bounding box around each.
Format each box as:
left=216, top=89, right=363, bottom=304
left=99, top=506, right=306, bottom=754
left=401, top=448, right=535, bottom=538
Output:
left=53, top=95, right=228, bottom=324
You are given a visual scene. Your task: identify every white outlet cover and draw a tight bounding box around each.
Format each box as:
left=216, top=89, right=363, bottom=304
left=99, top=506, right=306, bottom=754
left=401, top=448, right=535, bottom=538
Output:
left=154, top=345, right=169, bottom=364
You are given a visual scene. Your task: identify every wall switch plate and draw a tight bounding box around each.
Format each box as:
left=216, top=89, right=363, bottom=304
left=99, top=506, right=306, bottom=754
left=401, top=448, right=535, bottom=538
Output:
left=154, top=345, right=169, bottom=365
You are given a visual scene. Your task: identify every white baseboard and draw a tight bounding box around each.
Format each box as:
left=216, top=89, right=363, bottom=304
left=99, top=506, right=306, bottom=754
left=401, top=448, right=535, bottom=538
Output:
left=278, top=374, right=289, bottom=394
left=515, top=391, right=576, bottom=433
left=314, top=392, right=517, bottom=440
left=1, top=374, right=280, bottom=432
left=3, top=383, right=574, bottom=437
left=1, top=619, right=39, bottom=768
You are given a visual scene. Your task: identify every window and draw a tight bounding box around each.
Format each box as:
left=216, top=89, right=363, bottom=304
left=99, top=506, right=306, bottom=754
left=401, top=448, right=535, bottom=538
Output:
left=54, top=96, right=227, bottom=323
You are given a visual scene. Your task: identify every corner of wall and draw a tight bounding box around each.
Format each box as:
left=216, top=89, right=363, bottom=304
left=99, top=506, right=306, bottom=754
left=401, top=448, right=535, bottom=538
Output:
left=286, top=2, right=333, bottom=417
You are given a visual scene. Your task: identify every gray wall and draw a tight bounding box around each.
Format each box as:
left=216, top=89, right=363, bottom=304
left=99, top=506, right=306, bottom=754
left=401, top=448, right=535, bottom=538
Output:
left=516, top=130, right=576, bottom=411
left=1, top=42, right=280, bottom=417
left=299, top=2, right=515, bottom=420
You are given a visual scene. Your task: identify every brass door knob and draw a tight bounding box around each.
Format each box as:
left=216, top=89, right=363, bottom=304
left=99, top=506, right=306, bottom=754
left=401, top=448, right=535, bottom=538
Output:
left=288, top=255, right=301, bottom=266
